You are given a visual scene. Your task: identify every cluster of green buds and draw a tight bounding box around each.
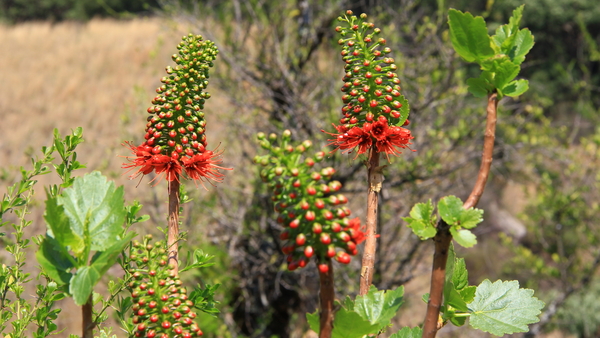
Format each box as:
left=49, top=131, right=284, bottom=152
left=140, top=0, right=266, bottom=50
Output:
left=254, top=131, right=365, bottom=273
left=124, top=34, right=229, bottom=185
left=127, top=235, right=203, bottom=338
left=324, top=11, right=413, bottom=160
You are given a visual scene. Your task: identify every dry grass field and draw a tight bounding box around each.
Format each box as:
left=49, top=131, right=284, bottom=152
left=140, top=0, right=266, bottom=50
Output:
left=0, top=17, right=575, bottom=338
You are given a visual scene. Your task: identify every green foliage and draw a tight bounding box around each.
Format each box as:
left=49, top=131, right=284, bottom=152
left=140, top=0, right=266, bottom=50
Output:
left=469, top=279, right=544, bottom=335
left=403, top=200, right=437, bottom=240
left=388, top=327, right=423, bottom=338
left=0, top=128, right=86, bottom=337
left=447, top=9, right=494, bottom=63
left=307, top=285, right=404, bottom=337
left=448, top=6, right=534, bottom=98
left=405, top=195, right=483, bottom=247
left=37, top=172, right=136, bottom=305
left=557, top=281, right=600, bottom=337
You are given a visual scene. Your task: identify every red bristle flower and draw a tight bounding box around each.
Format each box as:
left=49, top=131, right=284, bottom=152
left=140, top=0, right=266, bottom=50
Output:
left=181, top=150, right=232, bottom=189
left=324, top=125, right=372, bottom=157
left=374, top=125, right=413, bottom=160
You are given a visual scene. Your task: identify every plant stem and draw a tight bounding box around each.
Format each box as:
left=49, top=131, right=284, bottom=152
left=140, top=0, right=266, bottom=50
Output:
left=82, top=294, right=93, bottom=338
left=318, top=259, right=335, bottom=338
left=168, top=178, right=181, bottom=274
left=422, top=93, right=498, bottom=338
left=463, top=93, right=498, bottom=210
left=359, top=149, right=381, bottom=295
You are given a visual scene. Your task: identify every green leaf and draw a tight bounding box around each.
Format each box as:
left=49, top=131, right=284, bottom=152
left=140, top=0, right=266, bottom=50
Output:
left=509, top=29, right=534, bottom=65
left=36, top=236, right=74, bottom=285
left=460, top=286, right=477, bottom=303
left=389, top=327, right=423, bottom=338
left=44, top=196, right=84, bottom=255
left=451, top=256, right=469, bottom=290
left=438, top=195, right=463, bottom=225
left=459, top=207, right=484, bottom=229
left=469, top=279, right=545, bottom=335
left=450, top=228, right=477, bottom=248
left=59, top=172, right=126, bottom=252
left=444, top=245, right=469, bottom=312
left=180, top=249, right=216, bottom=273
left=503, top=79, right=529, bottom=97
left=69, top=234, right=134, bottom=305
left=481, top=57, right=520, bottom=91
left=307, top=304, right=380, bottom=338
left=394, top=95, right=410, bottom=127
left=491, top=6, right=524, bottom=54
left=448, top=9, right=494, bottom=63
left=404, top=200, right=437, bottom=239
left=353, top=285, right=404, bottom=331
left=466, top=77, right=491, bottom=98
left=306, top=311, right=320, bottom=333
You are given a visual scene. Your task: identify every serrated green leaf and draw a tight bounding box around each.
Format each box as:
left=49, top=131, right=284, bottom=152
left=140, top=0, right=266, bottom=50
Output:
left=503, top=79, right=529, bottom=97
left=59, top=172, right=126, bottom=252
left=69, top=234, right=134, bottom=305
left=452, top=257, right=469, bottom=290
left=450, top=228, right=477, bottom=248
left=389, top=326, right=423, bottom=338
left=36, top=236, right=74, bottom=285
left=450, top=315, right=468, bottom=327
left=469, top=279, right=544, bottom=335
left=491, top=6, right=524, bottom=54
left=448, top=9, right=494, bottom=63
left=459, top=207, right=484, bottom=229
left=460, top=286, right=477, bottom=303
left=306, top=310, right=320, bottom=333
left=466, top=77, right=491, bottom=98
left=481, top=57, right=520, bottom=90
left=70, top=266, right=96, bottom=306
left=404, top=200, right=437, bottom=239
left=307, top=304, right=380, bottom=338
left=353, top=285, right=404, bottom=331
left=44, top=196, right=84, bottom=254
left=438, top=196, right=463, bottom=225
left=509, top=29, right=534, bottom=65
left=444, top=245, right=469, bottom=312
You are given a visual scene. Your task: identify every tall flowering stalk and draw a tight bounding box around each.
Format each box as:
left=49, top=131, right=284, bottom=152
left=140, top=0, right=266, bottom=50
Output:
left=326, top=11, right=413, bottom=295
left=255, top=130, right=366, bottom=338
left=123, top=34, right=231, bottom=273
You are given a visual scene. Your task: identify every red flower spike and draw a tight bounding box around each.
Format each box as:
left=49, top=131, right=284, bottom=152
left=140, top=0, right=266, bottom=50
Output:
left=123, top=34, right=231, bottom=186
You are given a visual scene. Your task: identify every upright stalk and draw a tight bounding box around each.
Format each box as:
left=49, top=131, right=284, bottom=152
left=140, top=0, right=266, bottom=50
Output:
left=359, top=149, right=382, bottom=295
left=82, top=294, right=93, bottom=338
left=318, top=260, right=335, bottom=338
left=167, top=179, right=181, bottom=274
left=422, top=93, right=498, bottom=338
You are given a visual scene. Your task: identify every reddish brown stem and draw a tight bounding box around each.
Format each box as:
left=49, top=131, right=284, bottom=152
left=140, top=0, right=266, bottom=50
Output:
left=319, top=259, right=335, bottom=338
left=167, top=178, right=181, bottom=274
left=463, top=93, right=498, bottom=210
left=359, top=149, right=381, bottom=295
left=422, top=93, right=498, bottom=338
left=82, top=294, right=93, bottom=338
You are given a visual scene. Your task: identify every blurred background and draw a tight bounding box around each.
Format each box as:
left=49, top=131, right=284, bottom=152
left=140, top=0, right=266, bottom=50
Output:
left=1, top=0, right=600, bottom=337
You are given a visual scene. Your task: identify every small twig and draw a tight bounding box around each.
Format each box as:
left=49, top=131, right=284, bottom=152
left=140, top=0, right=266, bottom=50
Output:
left=422, top=93, right=498, bottom=338
left=168, top=178, right=181, bottom=274
left=463, top=93, right=498, bottom=210
left=319, top=260, right=335, bottom=338
left=359, top=149, right=381, bottom=295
